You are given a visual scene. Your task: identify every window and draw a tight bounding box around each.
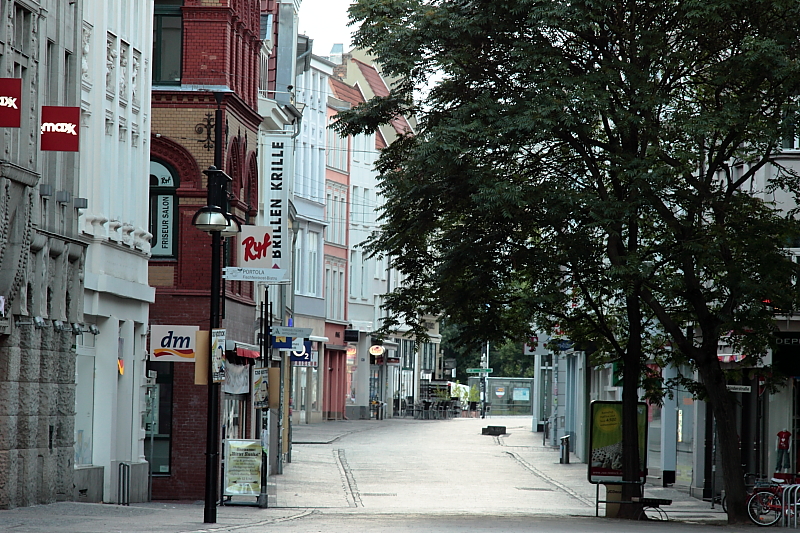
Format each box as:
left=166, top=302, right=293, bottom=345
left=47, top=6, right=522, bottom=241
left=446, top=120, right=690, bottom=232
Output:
left=307, top=231, right=319, bottom=295
left=326, top=117, right=348, bottom=171
left=149, top=160, right=179, bottom=258
left=145, top=361, right=173, bottom=475
left=153, top=0, right=182, bottom=84
left=349, top=251, right=356, bottom=297
left=421, top=342, right=436, bottom=371
left=295, top=229, right=303, bottom=291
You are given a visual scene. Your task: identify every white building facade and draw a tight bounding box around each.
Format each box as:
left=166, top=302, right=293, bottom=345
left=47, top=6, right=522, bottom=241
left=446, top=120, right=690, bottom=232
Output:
left=74, top=0, right=155, bottom=503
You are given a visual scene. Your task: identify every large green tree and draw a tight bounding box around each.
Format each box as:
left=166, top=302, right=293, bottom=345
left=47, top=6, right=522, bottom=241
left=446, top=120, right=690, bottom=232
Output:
left=336, top=0, right=800, bottom=523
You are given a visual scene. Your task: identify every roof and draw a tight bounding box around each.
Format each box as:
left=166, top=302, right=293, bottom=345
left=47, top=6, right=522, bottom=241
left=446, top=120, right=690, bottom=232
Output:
left=352, top=58, right=413, bottom=135
left=329, top=77, right=365, bottom=106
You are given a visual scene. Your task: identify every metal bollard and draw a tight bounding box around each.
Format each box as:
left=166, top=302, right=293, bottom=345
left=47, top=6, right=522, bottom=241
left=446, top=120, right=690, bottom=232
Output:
left=560, top=435, right=570, bottom=464
left=118, top=462, right=131, bottom=506
left=782, top=484, right=800, bottom=528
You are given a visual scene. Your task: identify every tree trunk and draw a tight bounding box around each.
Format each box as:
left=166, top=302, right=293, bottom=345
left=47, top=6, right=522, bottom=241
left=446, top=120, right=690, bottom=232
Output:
left=617, top=292, right=644, bottom=519
left=696, top=348, right=748, bottom=524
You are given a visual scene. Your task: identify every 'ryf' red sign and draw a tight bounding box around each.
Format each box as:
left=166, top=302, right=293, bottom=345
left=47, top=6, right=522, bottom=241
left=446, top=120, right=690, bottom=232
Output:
left=0, top=78, right=22, bottom=128
left=40, top=106, right=80, bottom=152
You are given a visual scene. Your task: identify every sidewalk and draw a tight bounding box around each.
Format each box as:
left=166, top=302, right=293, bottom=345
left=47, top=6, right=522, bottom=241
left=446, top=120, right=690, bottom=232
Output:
left=286, top=416, right=728, bottom=524
left=0, top=416, right=728, bottom=532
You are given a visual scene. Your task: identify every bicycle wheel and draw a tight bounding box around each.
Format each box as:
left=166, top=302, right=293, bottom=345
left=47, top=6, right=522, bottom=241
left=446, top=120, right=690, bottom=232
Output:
left=748, top=490, right=782, bottom=526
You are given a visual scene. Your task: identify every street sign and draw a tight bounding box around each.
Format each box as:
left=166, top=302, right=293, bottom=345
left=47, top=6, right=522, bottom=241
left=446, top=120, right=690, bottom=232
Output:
left=727, top=385, right=751, bottom=393
left=466, top=368, right=493, bottom=373
left=272, top=326, right=313, bottom=338
left=223, top=267, right=287, bottom=283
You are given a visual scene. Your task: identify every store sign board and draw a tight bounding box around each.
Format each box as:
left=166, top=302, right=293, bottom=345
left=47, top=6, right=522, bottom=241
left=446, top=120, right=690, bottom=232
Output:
left=0, top=78, right=21, bottom=127
left=150, top=325, right=199, bottom=362
left=41, top=106, right=80, bottom=151
left=237, top=226, right=273, bottom=269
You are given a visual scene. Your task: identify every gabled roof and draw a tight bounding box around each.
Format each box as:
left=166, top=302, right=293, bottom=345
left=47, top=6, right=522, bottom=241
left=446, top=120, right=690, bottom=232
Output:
left=352, top=57, right=413, bottom=136
left=329, top=77, right=365, bottom=106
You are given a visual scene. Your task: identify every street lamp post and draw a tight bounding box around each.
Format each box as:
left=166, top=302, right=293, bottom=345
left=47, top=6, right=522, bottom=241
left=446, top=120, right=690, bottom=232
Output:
left=192, top=163, right=239, bottom=523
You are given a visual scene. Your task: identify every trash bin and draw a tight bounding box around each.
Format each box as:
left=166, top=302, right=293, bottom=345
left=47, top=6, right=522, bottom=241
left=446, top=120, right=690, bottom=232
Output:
left=605, top=484, right=622, bottom=517
left=559, top=435, right=570, bottom=464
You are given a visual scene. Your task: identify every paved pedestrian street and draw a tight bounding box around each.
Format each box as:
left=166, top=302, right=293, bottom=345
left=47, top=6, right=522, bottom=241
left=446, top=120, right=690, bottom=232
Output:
left=2, top=416, right=736, bottom=532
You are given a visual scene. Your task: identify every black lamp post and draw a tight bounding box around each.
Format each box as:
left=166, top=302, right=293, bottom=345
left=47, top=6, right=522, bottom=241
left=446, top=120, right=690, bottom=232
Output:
left=192, top=92, right=239, bottom=524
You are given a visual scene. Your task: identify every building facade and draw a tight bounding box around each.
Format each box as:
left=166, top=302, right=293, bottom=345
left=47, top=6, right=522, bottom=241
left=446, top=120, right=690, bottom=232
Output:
left=147, top=0, right=261, bottom=500
left=74, top=0, right=155, bottom=504
left=0, top=0, right=86, bottom=509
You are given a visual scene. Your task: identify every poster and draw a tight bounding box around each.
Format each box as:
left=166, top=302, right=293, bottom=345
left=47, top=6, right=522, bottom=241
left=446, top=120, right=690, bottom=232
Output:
left=211, top=329, right=226, bottom=383
left=253, top=367, right=269, bottom=409
left=588, top=401, right=648, bottom=484
left=223, top=439, right=262, bottom=496
left=512, top=387, right=530, bottom=401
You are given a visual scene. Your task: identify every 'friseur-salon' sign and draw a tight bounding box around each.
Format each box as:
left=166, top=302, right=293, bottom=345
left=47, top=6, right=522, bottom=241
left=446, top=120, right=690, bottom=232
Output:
left=41, top=106, right=80, bottom=151
left=0, top=78, right=21, bottom=127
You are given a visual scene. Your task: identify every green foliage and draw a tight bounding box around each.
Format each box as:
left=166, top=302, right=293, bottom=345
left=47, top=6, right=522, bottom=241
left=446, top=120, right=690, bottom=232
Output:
left=468, top=385, right=480, bottom=403
left=340, top=0, right=800, bottom=522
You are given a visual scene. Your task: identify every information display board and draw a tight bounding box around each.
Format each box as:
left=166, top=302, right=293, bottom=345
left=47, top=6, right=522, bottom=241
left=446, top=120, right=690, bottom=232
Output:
left=223, top=439, right=262, bottom=496
left=588, top=400, right=648, bottom=484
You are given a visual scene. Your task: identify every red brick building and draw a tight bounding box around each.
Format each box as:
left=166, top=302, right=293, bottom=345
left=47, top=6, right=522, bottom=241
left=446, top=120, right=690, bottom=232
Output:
left=147, top=0, right=266, bottom=500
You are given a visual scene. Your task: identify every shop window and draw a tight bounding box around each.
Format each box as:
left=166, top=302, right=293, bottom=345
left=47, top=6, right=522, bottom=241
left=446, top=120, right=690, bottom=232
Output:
left=149, top=159, right=179, bottom=258
left=145, top=361, right=173, bottom=475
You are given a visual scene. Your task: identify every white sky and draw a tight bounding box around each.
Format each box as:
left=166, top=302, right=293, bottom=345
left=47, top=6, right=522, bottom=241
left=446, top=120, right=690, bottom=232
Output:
left=298, top=0, right=357, bottom=58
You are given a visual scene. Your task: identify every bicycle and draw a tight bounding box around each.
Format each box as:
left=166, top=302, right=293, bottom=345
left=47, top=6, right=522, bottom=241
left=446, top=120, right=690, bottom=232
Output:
left=746, top=478, right=793, bottom=526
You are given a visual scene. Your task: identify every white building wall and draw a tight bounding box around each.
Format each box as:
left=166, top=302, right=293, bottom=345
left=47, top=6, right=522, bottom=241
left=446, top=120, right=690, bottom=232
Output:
left=74, top=0, right=155, bottom=503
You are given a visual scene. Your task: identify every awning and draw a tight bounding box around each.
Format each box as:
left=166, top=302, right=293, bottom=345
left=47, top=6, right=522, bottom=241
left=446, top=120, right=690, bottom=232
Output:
left=236, top=347, right=260, bottom=359
left=226, top=340, right=261, bottom=359
left=718, top=354, right=746, bottom=363
left=310, top=335, right=329, bottom=343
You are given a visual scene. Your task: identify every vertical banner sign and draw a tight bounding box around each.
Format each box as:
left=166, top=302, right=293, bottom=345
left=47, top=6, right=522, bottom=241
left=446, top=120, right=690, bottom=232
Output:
left=223, top=439, right=262, bottom=496
left=264, top=135, right=289, bottom=270
left=0, top=78, right=22, bottom=127
left=237, top=226, right=273, bottom=268
left=211, top=328, right=226, bottom=383
left=587, top=401, right=648, bottom=484
left=150, top=325, right=199, bottom=362
left=41, top=106, right=80, bottom=151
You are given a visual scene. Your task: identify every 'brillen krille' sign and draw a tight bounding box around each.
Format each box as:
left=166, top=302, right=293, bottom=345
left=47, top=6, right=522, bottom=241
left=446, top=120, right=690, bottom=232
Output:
left=41, top=106, right=80, bottom=151
left=0, top=78, right=21, bottom=127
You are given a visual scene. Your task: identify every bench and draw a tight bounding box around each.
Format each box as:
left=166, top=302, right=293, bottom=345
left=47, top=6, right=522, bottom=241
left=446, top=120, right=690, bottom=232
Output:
left=631, top=496, right=672, bottom=520
left=594, top=483, right=672, bottom=520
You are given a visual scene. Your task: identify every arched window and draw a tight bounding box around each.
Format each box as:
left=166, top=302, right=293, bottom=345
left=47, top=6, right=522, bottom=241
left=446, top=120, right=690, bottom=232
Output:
left=149, top=160, right=179, bottom=258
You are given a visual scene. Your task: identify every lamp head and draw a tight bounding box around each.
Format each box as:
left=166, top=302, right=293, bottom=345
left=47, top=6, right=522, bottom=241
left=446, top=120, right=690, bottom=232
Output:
left=192, top=206, right=229, bottom=233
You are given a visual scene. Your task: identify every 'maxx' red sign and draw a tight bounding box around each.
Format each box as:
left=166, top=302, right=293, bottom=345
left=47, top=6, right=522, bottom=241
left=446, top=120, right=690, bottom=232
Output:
left=41, top=106, right=80, bottom=152
left=0, top=78, right=21, bottom=127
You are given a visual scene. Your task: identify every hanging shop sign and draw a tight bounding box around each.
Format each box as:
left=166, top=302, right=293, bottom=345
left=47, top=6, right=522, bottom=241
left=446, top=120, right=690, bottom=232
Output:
left=223, top=439, right=262, bottom=496
left=369, top=345, right=385, bottom=356
left=150, top=325, right=199, bottom=362
left=264, top=136, right=289, bottom=269
left=40, top=106, right=80, bottom=151
left=291, top=341, right=316, bottom=366
left=237, top=226, right=273, bottom=269
left=0, top=78, right=21, bottom=127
